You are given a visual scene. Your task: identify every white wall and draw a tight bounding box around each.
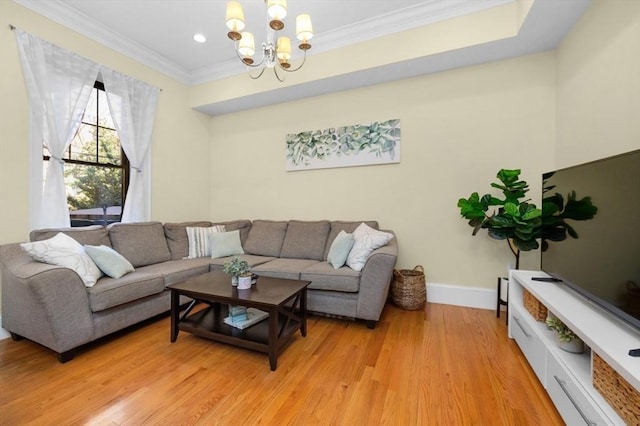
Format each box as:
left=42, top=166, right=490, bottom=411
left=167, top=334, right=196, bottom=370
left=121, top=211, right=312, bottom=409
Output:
left=210, top=52, right=557, bottom=291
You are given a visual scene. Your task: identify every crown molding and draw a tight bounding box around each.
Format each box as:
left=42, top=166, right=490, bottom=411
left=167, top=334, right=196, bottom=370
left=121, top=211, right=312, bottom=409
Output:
left=13, top=0, right=193, bottom=84
left=14, top=0, right=513, bottom=87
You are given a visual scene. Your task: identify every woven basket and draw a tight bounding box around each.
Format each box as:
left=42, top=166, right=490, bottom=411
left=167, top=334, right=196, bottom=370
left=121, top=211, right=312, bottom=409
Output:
left=593, top=352, right=640, bottom=425
left=391, top=265, right=426, bottom=310
left=523, top=288, right=548, bottom=322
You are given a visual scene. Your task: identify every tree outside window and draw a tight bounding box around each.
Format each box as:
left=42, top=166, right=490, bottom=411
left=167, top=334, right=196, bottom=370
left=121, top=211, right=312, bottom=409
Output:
left=43, top=82, right=129, bottom=227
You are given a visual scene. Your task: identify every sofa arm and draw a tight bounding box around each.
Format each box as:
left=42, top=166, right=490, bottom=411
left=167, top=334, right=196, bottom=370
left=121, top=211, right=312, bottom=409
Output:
left=0, top=243, right=94, bottom=354
left=356, top=234, right=398, bottom=323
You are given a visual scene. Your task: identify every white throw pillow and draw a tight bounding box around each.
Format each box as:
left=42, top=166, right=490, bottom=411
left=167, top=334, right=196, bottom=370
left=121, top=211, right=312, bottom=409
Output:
left=186, top=225, right=226, bottom=258
left=346, top=223, right=394, bottom=272
left=84, top=245, right=134, bottom=279
left=327, top=230, right=355, bottom=269
left=20, top=232, right=103, bottom=287
left=209, top=230, right=245, bottom=259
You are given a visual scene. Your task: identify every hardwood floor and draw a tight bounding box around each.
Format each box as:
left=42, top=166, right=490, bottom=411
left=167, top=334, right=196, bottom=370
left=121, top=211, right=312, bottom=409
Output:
left=0, top=303, right=563, bottom=425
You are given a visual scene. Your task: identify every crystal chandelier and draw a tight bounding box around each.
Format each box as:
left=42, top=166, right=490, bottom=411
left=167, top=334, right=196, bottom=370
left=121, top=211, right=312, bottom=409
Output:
left=225, top=0, right=314, bottom=81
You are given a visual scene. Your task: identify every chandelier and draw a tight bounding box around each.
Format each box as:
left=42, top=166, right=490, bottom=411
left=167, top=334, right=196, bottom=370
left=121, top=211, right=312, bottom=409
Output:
left=225, top=0, right=314, bottom=81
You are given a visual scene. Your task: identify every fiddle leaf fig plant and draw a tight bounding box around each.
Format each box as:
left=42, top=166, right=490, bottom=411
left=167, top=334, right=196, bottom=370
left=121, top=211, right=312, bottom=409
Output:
left=458, top=169, right=542, bottom=269
left=457, top=169, right=598, bottom=269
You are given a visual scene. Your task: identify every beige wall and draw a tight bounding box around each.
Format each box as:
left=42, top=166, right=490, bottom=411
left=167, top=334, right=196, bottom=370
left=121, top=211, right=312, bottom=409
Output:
left=210, top=52, right=557, bottom=289
left=0, top=3, right=212, bottom=312
left=556, top=0, right=640, bottom=167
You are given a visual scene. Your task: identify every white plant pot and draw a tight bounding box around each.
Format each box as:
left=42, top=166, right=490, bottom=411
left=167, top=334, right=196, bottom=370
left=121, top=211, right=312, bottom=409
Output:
left=237, top=275, right=252, bottom=290
left=557, top=336, right=585, bottom=354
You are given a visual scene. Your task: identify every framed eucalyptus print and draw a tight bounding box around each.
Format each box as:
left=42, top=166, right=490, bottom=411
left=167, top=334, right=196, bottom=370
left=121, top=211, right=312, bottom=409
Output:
left=286, top=119, right=400, bottom=171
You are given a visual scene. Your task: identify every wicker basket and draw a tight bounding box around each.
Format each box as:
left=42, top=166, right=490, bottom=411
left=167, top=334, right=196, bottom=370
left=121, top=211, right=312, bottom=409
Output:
left=593, top=352, right=640, bottom=425
left=391, top=265, right=426, bottom=310
left=523, top=288, right=548, bottom=322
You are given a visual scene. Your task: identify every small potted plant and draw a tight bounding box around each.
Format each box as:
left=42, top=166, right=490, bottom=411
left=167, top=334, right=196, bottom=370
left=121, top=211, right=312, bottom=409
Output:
left=546, top=314, right=585, bottom=353
left=222, top=256, right=250, bottom=287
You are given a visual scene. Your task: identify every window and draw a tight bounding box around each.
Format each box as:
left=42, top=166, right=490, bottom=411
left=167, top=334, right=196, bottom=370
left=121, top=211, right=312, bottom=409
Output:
left=43, top=81, right=129, bottom=227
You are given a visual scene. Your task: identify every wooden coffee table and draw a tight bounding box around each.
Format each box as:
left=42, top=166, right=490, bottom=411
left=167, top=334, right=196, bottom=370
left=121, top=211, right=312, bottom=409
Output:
left=167, top=270, right=310, bottom=371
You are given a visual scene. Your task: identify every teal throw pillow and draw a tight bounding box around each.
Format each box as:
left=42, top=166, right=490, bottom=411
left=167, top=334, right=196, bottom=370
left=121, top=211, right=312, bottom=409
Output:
left=209, top=230, right=245, bottom=259
left=327, top=230, right=355, bottom=269
left=84, top=245, right=134, bottom=279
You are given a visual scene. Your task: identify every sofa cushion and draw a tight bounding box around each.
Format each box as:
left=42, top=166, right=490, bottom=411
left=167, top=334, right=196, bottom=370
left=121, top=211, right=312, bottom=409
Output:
left=20, top=232, right=103, bottom=287
left=136, top=258, right=212, bottom=286
left=323, top=221, right=379, bottom=260
left=108, top=222, right=171, bottom=267
left=280, top=220, right=330, bottom=261
left=301, top=261, right=361, bottom=292
left=213, top=220, right=252, bottom=246
left=243, top=220, right=288, bottom=257
left=163, top=221, right=212, bottom=260
left=252, top=258, right=319, bottom=280
left=209, top=254, right=275, bottom=270
left=86, top=272, right=165, bottom=312
left=84, top=245, right=135, bottom=279
left=30, top=225, right=111, bottom=247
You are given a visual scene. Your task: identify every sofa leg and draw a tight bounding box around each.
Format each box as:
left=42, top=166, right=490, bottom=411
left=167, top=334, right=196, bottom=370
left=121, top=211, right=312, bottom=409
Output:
left=365, top=320, right=377, bottom=329
left=10, top=332, right=24, bottom=341
left=57, top=350, right=75, bottom=363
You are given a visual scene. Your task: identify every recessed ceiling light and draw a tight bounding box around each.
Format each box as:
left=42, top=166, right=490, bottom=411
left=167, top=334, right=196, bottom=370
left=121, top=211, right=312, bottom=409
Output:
left=193, top=33, right=207, bottom=43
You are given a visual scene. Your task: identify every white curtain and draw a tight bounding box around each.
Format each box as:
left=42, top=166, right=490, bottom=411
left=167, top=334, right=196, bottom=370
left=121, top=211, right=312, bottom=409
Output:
left=101, top=67, right=159, bottom=223
left=15, top=29, right=100, bottom=229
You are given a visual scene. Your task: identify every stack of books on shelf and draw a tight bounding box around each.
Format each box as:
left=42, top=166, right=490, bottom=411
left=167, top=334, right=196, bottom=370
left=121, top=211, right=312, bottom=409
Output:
left=224, top=306, right=268, bottom=330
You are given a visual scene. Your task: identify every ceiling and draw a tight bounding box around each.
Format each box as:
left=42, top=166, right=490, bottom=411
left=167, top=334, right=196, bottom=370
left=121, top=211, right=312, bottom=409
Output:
left=14, top=0, right=591, bottom=114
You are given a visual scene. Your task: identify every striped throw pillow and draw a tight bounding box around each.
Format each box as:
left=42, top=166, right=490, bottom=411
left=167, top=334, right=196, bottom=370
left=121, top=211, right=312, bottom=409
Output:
left=186, top=225, right=226, bottom=258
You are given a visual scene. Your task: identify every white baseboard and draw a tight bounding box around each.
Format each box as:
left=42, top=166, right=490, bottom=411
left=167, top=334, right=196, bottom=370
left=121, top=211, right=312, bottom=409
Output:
left=0, top=316, right=10, bottom=340
left=427, top=282, right=500, bottom=311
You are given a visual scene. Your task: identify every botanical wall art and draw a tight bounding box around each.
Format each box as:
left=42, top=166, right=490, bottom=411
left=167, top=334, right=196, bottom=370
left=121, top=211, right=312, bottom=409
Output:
left=286, top=119, right=400, bottom=171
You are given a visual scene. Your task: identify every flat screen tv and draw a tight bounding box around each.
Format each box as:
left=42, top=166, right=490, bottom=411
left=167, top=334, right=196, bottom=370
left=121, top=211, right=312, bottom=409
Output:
left=540, top=149, right=640, bottom=331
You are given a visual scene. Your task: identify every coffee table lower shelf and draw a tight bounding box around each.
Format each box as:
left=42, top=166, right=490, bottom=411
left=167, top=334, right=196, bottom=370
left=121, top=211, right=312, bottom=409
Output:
left=176, top=303, right=302, bottom=370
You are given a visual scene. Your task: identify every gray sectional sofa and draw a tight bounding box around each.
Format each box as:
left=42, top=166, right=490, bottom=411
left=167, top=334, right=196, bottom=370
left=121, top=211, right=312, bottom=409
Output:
left=0, top=219, right=397, bottom=362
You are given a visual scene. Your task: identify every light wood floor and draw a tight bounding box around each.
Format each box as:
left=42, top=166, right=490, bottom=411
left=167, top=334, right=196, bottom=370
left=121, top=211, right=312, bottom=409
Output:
left=0, top=303, right=562, bottom=425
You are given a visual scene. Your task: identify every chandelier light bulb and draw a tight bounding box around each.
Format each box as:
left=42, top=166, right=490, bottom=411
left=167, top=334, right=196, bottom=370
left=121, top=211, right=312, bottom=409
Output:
left=296, top=14, right=313, bottom=50
left=238, top=31, right=255, bottom=63
left=277, top=37, right=292, bottom=60
left=267, top=0, right=287, bottom=30
left=225, top=1, right=245, bottom=40
left=267, top=0, right=287, bottom=20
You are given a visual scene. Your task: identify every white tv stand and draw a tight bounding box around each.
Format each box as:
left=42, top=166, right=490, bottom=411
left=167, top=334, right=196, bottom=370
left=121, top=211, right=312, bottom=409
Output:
left=508, top=270, right=640, bottom=425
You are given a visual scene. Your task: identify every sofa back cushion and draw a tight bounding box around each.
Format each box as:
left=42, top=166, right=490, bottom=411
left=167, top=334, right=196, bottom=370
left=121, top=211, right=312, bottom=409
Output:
left=280, top=220, right=330, bottom=260
left=323, top=221, right=379, bottom=260
left=243, top=220, right=288, bottom=257
left=163, top=221, right=212, bottom=260
left=108, top=222, right=171, bottom=267
left=213, top=220, right=252, bottom=246
left=30, top=225, right=112, bottom=247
